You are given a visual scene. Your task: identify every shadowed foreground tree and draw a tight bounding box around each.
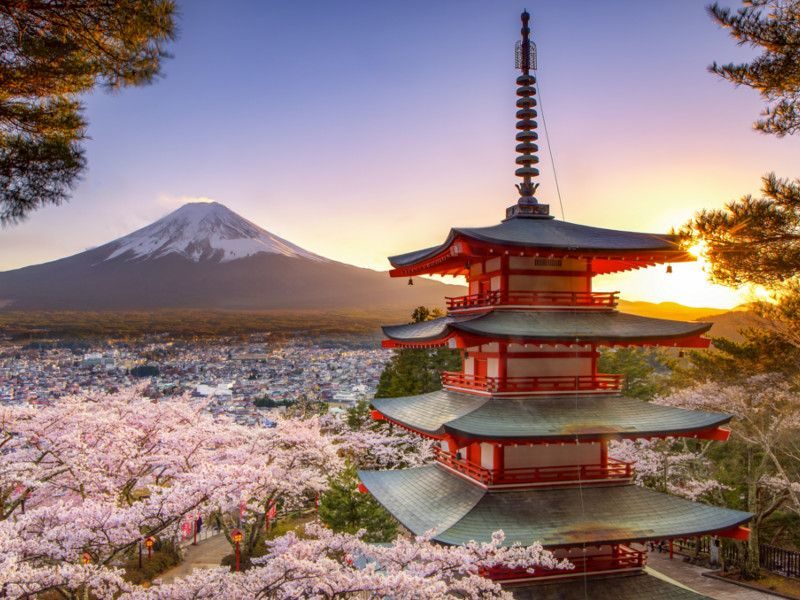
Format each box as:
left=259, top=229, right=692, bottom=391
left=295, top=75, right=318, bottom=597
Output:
left=682, top=174, right=800, bottom=288
left=0, top=0, right=177, bottom=224
left=709, top=0, right=800, bottom=136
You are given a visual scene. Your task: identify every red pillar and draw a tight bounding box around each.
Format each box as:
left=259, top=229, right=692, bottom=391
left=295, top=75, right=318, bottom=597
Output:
left=585, top=257, right=593, bottom=293
left=493, top=444, right=505, bottom=474
left=500, top=254, right=509, bottom=302
left=498, top=341, right=508, bottom=383
left=600, top=439, right=608, bottom=468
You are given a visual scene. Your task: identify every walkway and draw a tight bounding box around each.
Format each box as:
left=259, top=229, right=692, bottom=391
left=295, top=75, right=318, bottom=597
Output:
left=158, top=534, right=230, bottom=584
left=646, top=551, right=780, bottom=599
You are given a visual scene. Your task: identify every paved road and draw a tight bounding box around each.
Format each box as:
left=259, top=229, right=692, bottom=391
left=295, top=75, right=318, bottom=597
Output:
left=647, top=552, right=780, bottom=599
left=158, top=534, right=230, bottom=584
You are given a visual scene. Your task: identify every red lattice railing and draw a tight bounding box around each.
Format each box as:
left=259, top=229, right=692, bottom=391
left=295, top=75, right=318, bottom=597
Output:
left=446, top=290, right=618, bottom=310
left=434, top=447, right=633, bottom=486
left=441, top=372, right=623, bottom=394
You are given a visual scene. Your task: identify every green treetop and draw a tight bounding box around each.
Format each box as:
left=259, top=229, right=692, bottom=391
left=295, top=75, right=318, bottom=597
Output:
left=375, top=306, right=461, bottom=399
left=318, top=464, right=397, bottom=543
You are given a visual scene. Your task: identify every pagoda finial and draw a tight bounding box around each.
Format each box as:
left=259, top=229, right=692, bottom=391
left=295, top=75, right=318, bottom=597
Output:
left=507, top=10, right=550, bottom=220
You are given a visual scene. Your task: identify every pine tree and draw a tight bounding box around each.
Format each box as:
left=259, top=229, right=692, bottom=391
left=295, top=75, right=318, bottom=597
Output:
left=682, top=174, right=800, bottom=288
left=318, top=464, right=398, bottom=543
left=597, top=347, right=675, bottom=400
left=0, top=1, right=177, bottom=224
left=375, top=306, right=462, bottom=399
left=709, top=0, right=800, bottom=136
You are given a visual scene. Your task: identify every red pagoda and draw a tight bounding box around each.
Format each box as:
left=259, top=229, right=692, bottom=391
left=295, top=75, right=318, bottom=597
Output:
left=359, top=12, right=751, bottom=598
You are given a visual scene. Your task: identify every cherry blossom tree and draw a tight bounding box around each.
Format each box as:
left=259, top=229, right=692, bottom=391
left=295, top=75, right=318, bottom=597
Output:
left=129, top=525, right=569, bottom=600
left=654, top=374, right=800, bottom=577
left=327, top=411, right=434, bottom=471
left=0, top=389, right=341, bottom=598
left=610, top=438, right=727, bottom=501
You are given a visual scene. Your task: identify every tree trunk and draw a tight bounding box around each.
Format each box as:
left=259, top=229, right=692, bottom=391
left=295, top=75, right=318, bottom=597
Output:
left=742, top=521, right=760, bottom=580
left=741, top=452, right=761, bottom=580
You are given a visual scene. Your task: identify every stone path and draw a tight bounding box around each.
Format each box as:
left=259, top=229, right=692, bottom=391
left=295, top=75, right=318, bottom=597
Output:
left=646, top=551, right=780, bottom=599
left=158, top=534, right=230, bottom=584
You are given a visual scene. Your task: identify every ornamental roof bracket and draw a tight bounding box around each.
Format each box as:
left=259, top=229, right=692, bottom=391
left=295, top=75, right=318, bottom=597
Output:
left=507, top=10, right=551, bottom=221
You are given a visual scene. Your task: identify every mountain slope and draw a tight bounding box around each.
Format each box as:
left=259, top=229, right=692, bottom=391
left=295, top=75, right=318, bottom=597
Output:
left=0, top=203, right=463, bottom=311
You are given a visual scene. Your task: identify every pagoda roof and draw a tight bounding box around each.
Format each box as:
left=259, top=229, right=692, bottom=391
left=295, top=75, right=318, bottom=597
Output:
left=371, top=390, right=731, bottom=441
left=389, top=218, right=688, bottom=274
left=382, top=310, right=711, bottom=347
left=357, top=465, right=751, bottom=547
left=511, top=572, right=708, bottom=599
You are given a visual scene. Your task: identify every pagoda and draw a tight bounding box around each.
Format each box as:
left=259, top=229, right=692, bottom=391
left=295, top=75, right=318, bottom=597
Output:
left=358, top=11, right=752, bottom=598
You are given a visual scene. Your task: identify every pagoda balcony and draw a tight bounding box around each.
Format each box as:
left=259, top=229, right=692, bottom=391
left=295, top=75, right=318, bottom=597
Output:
left=441, top=372, right=623, bottom=395
left=445, top=290, right=619, bottom=311
left=483, top=545, right=646, bottom=581
left=434, top=447, right=633, bottom=488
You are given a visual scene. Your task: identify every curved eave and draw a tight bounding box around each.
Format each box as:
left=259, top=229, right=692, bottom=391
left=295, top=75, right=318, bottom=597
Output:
left=371, top=391, right=732, bottom=442
left=382, top=311, right=712, bottom=348
left=358, top=465, right=752, bottom=548
left=388, top=224, right=691, bottom=277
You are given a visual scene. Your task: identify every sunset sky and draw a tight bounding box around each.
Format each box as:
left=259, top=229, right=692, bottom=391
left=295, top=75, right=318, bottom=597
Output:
left=1, top=1, right=797, bottom=308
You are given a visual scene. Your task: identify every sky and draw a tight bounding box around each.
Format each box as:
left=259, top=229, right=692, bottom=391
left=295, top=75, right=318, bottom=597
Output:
left=1, top=0, right=798, bottom=308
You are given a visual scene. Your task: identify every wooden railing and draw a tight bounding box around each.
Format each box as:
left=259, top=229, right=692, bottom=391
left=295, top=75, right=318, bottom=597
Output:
left=446, top=290, right=619, bottom=311
left=673, top=538, right=800, bottom=579
left=484, top=545, right=646, bottom=581
left=441, top=372, right=623, bottom=394
left=434, top=447, right=633, bottom=486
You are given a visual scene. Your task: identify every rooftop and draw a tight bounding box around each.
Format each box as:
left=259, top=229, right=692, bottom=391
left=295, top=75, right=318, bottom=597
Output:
left=358, top=465, right=751, bottom=547
left=371, top=390, right=731, bottom=441
left=382, top=310, right=711, bottom=347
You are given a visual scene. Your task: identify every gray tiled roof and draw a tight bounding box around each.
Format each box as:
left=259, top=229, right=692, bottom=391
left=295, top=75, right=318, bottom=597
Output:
left=382, top=310, right=711, bottom=344
left=390, top=218, right=682, bottom=267
left=511, top=572, right=709, bottom=599
left=383, top=310, right=712, bottom=342
left=358, top=465, right=751, bottom=547
left=372, top=391, right=731, bottom=440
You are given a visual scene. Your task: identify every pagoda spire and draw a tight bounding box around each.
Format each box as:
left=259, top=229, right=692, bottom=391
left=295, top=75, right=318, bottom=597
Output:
left=507, top=10, right=551, bottom=220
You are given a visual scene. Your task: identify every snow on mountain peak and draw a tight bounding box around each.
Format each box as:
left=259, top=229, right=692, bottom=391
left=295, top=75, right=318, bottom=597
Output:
left=104, top=202, right=326, bottom=263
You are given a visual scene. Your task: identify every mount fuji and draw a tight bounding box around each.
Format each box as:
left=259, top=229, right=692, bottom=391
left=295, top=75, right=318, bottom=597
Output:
left=0, top=202, right=462, bottom=311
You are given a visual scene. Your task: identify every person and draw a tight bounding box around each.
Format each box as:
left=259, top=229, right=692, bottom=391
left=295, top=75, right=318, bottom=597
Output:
left=710, top=536, right=720, bottom=568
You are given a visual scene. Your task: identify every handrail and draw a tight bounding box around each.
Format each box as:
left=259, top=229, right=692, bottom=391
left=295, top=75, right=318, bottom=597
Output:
left=434, top=447, right=633, bottom=486
left=446, top=290, right=619, bottom=310
left=441, top=372, right=623, bottom=393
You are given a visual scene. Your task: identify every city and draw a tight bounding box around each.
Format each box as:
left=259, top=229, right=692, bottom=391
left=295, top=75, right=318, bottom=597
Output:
left=0, top=337, right=390, bottom=424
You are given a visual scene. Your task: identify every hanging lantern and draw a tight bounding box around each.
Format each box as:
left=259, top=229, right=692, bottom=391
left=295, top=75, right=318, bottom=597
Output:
left=408, top=278, right=414, bottom=286
left=666, top=265, right=673, bottom=274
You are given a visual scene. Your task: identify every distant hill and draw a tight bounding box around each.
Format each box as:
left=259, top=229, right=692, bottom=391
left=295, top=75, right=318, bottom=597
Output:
left=617, top=300, right=730, bottom=322
left=619, top=300, right=760, bottom=341
left=0, top=202, right=463, bottom=312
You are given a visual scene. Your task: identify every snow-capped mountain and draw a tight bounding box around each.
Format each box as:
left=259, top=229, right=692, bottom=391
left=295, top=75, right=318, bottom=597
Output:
left=0, top=202, right=463, bottom=311
left=104, top=202, right=325, bottom=263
